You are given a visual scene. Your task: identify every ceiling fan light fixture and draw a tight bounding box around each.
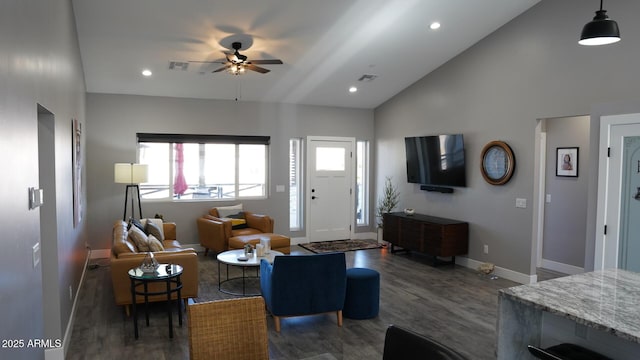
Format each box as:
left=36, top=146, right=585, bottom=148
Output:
left=579, top=1, right=620, bottom=46
left=229, top=64, right=245, bottom=75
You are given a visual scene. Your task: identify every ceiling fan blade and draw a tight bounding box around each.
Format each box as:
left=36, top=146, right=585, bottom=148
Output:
left=246, top=64, right=270, bottom=74
left=249, top=59, right=283, bottom=65
left=188, top=60, right=227, bottom=64
left=212, top=64, right=232, bottom=73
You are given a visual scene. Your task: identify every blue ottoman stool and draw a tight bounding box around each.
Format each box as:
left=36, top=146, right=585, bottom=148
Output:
left=343, top=268, right=380, bottom=319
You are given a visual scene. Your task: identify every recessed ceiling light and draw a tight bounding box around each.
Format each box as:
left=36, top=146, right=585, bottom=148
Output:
left=141, top=69, right=152, bottom=77
left=349, top=86, right=358, bottom=93
left=430, top=22, right=441, bottom=30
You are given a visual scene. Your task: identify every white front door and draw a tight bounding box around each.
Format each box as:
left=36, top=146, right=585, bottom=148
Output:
left=596, top=114, right=640, bottom=270
left=306, top=137, right=355, bottom=242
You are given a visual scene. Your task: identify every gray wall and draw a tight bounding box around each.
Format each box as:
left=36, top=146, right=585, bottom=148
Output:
left=1, top=0, right=87, bottom=358
left=85, top=93, right=374, bottom=250
left=542, top=116, right=590, bottom=268
left=374, top=0, right=640, bottom=275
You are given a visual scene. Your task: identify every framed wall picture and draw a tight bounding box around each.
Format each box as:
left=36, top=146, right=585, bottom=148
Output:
left=556, top=147, right=578, bottom=177
left=72, top=118, right=82, bottom=227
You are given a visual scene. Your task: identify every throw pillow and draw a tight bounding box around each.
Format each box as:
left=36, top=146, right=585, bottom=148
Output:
left=144, top=219, right=165, bottom=241
left=216, top=203, right=243, bottom=218
left=128, top=226, right=150, bottom=252
left=147, top=234, right=164, bottom=252
left=128, top=218, right=146, bottom=234
left=227, top=213, right=248, bottom=229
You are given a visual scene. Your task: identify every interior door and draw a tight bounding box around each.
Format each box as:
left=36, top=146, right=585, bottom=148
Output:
left=306, top=137, right=355, bottom=242
left=596, top=114, right=640, bottom=270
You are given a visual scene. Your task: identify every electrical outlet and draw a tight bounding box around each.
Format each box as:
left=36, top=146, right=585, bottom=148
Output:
left=483, top=245, right=489, bottom=254
left=546, top=194, right=551, bottom=203
left=516, top=198, right=527, bottom=208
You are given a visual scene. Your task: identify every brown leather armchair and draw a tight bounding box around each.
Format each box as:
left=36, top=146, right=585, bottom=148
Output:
left=197, top=208, right=274, bottom=256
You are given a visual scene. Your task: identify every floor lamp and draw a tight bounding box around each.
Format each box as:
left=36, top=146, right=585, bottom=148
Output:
left=114, top=163, right=148, bottom=221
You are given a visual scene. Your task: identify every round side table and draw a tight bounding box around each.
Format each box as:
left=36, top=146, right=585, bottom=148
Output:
left=128, top=263, right=183, bottom=339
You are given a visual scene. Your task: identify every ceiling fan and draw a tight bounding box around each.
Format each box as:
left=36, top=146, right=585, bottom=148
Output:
left=191, top=42, right=283, bottom=75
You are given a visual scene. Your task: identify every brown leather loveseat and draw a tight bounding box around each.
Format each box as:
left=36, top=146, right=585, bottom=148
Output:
left=110, top=219, right=198, bottom=315
left=197, top=207, right=290, bottom=255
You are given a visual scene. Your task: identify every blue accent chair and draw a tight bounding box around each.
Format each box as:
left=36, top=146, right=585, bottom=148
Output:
left=260, top=252, right=347, bottom=332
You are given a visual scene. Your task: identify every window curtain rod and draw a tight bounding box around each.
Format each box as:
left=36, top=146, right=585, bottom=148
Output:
left=137, top=133, right=271, bottom=145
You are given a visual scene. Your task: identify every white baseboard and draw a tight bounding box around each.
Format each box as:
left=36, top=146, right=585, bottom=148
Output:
left=456, top=256, right=536, bottom=284
left=541, top=259, right=584, bottom=275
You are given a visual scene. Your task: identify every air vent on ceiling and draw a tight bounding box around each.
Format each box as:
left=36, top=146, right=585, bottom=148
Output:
left=168, top=61, right=189, bottom=71
left=357, top=74, right=378, bottom=82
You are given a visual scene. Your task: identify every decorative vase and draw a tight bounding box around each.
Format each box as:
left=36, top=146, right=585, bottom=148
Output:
left=244, top=244, right=254, bottom=257
left=140, top=252, right=159, bottom=274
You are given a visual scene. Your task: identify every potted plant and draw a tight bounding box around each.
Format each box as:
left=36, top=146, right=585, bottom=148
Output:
left=376, top=176, right=399, bottom=243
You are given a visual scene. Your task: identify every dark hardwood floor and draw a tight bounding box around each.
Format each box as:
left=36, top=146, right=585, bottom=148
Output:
left=67, top=245, right=521, bottom=359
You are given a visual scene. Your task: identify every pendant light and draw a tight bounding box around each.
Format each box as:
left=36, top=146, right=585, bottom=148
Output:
left=579, top=0, right=620, bottom=46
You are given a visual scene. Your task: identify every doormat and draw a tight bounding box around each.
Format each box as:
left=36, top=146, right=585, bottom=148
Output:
left=299, top=239, right=382, bottom=254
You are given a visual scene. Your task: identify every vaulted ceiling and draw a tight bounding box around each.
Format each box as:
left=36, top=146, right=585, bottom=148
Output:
left=72, top=0, right=540, bottom=109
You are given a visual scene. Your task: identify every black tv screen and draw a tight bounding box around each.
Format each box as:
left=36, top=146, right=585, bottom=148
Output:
left=405, top=134, right=466, bottom=187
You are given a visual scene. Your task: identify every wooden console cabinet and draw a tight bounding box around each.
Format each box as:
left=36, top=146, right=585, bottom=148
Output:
left=383, top=212, right=468, bottom=265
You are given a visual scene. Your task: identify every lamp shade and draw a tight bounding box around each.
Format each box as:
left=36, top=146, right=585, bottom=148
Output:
left=114, top=163, right=148, bottom=184
left=579, top=9, right=620, bottom=46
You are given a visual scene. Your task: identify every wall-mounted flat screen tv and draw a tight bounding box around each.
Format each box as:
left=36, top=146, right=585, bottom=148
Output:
left=405, top=134, right=466, bottom=187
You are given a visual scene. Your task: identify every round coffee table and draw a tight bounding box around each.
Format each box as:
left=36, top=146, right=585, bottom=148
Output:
left=217, top=249, right=283, bottom=296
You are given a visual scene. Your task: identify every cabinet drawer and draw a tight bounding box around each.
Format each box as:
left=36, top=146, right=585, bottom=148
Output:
left=399, top=219, right=423, bottom=251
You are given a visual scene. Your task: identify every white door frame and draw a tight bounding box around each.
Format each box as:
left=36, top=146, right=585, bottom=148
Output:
left=595, top=113, right=640, bottom=270
left=533, top=121, right=546, bottom=270
left=305, top=136, right=356, bottom=242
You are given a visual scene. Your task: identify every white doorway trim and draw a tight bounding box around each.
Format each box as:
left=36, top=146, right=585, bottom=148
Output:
left=595, top=113, right=640, bottom=270
left=533, top=121, right=546, bottom=270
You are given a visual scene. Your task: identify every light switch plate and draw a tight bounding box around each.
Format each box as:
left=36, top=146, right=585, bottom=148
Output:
left=275, top=185, right=285, bottom=193
left=28, top=187, right=44, bottom=210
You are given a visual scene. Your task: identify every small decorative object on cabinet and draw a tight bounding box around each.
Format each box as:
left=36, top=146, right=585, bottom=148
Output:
left=480, top=140, right=515, bottom=185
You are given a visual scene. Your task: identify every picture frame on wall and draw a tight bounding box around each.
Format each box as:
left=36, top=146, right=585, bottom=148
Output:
left=72, top=118, right=82, bottom=227
left=556, top=147, right=578, bottom=177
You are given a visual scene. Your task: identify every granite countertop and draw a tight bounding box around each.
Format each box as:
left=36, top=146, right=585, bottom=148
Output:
left=499, top=268, right=640, bottom=343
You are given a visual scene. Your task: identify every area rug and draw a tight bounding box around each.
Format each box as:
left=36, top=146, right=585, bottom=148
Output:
left=299, top=239, right=382, bottom=254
